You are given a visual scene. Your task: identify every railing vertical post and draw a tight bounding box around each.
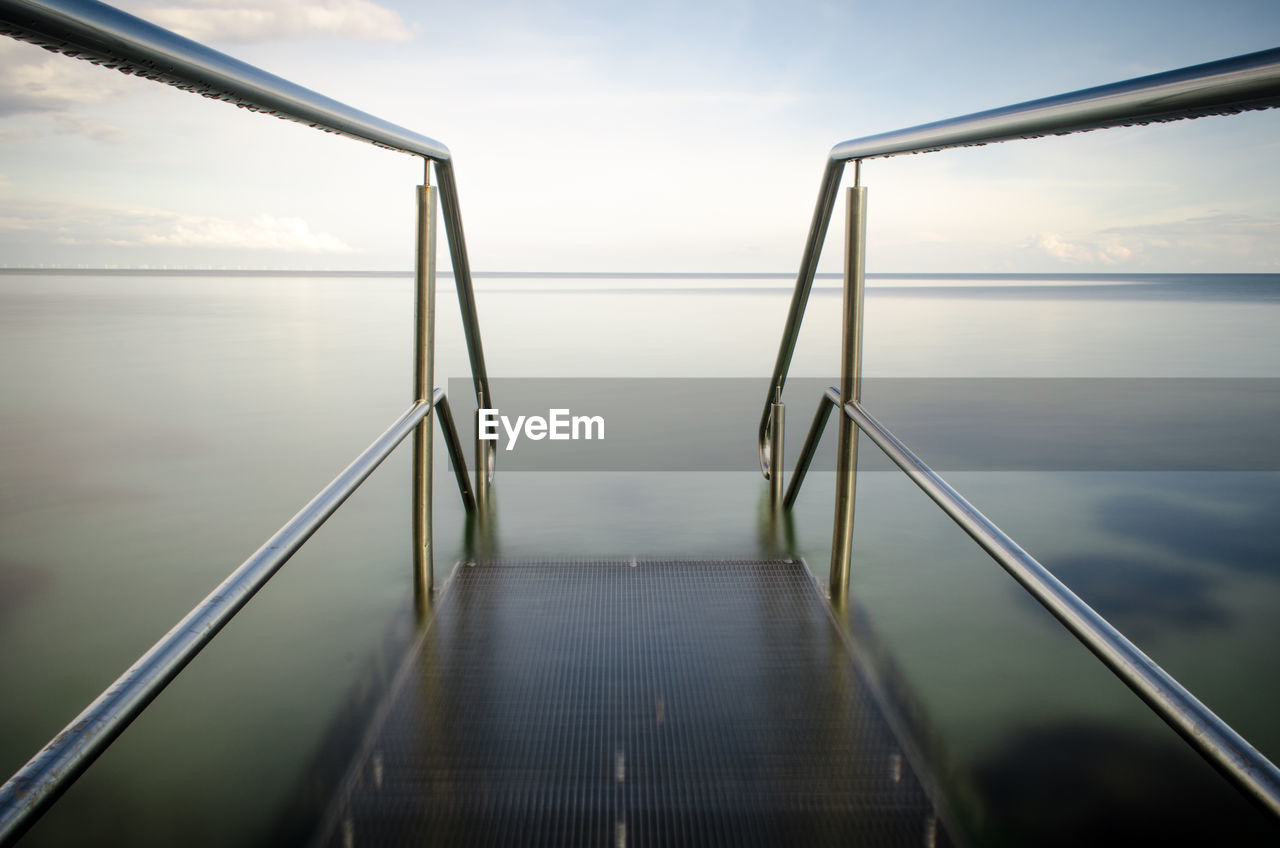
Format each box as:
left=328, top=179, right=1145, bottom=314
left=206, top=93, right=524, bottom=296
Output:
left=475, top=389, right=492, bottom=511
left=830, top=181, right=867, bottom=602
left=413, top=168, right=437, bottom=604
left=769, top=393, right=785, bottom=509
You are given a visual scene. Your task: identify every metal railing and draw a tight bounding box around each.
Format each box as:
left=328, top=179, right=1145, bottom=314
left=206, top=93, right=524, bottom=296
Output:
left=769, top=49, right=1280, bottom=819
left=0, top=0, right=490, bottom=842
left=759, top=46, right=1280, bottom=481
left=0, top=0, right=496, bottom=495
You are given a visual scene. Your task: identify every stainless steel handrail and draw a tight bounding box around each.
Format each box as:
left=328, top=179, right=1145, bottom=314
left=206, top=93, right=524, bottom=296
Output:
left=842, top=398, right=1280, bottom=818
left=0, top=387, right=472, bottom=843
left=0, top=389, right=444, bottom=842
left=770, top=47, right=1280, bottom=822
left=0, top=0, right=446, bottom=156
left=0, top=3, right=490, bottom=840
left=0, top=0, right=492, bottom=416
left=759, top=46, right=1280, bottom=473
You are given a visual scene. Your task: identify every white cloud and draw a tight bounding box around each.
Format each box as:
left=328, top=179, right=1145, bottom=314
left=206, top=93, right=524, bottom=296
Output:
left=1027, top=213, right=1280, bottom=268
left=0, top=128, right=40, bottom=143
left=0, top=196, right=353, bottom=254
left=137, top=0, right=412, bottom=44
left=0, top=40, right=132, bottom=117
left=1030, top=232, right=1134, bottom=265
left=119, top=213, right=354, bottom=253
left=50, top=114, right=127, bottom=144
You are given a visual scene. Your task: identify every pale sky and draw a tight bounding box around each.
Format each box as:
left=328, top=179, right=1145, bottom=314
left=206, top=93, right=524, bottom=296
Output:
left=1, top=0, right=1278, bottom=272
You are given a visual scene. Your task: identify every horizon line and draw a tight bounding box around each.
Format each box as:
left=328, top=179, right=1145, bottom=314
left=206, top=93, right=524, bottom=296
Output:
left=1, top=268, right=1274, bottom=279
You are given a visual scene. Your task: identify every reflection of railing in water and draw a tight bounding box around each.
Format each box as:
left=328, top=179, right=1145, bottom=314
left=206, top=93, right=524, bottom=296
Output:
left=767, top=48, right=1280, bottom=818
left=0, top=0, right=491, bottom=842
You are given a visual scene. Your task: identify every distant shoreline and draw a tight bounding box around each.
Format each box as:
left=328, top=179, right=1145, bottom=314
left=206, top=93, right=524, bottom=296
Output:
left=2, top=268, right=1275, bottom=281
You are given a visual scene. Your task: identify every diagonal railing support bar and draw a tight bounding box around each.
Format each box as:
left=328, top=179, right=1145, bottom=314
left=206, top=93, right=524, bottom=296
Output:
left=782, top=386, right=840, bottom=510
left=434, top=159, right=491, bottom=410
left=432, top=389, right=476, bottom=513
left=434, top=159, right=495, bottom=507
left=759, top=157, right=844, bottom=477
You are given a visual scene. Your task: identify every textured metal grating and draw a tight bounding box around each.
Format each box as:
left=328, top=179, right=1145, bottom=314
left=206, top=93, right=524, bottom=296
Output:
left=316, top=560, right=953, bottom=847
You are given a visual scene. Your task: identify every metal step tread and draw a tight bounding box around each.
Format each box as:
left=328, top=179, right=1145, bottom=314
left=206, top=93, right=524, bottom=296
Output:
left=317, top=559, right=953, bottom=847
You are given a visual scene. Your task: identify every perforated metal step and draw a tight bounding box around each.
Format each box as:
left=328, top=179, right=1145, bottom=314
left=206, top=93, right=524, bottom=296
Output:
left=316, top=560, right=953, bottom=847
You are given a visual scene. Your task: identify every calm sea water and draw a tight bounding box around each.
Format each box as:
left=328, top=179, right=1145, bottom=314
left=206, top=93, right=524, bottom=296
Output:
left=2, top=271, right=1279, bottom=845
